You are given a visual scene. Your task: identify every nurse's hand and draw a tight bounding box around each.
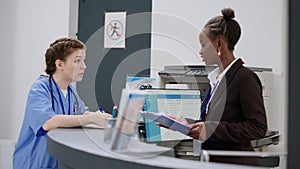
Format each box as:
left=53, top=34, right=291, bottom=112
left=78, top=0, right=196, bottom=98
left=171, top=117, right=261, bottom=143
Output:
left=83, top=111, right=93, bottom=115
left=88, top=111, right=112, bottom=127
left=189, top=122, right=206, bottom=141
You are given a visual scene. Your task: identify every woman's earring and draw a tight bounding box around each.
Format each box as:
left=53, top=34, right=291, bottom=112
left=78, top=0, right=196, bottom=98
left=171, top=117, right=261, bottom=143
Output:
left=217, top=49, right=221, bottom=56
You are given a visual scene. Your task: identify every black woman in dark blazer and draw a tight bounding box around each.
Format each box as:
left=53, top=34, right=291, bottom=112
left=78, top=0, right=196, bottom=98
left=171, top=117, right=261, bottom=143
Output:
left=162, top=8, right=267, bottom=166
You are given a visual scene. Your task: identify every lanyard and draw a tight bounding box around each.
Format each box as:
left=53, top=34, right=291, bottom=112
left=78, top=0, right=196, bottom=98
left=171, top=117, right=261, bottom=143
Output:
left=51, top=76, right=71, bottom=115
left=200, top=80, right=219, bottom=119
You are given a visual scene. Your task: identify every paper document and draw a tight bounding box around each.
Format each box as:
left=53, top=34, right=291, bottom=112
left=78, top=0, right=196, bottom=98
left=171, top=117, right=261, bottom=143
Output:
left=141, top=112, right=191, bottom=135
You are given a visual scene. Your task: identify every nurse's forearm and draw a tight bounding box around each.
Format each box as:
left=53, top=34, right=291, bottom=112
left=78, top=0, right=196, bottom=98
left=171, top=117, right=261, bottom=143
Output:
left=42, top=114, right=90, bottom=131
left=42, top=112, right=112, bottom=131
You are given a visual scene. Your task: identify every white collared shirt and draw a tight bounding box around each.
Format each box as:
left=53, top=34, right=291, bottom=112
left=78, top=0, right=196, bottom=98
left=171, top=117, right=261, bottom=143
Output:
left=207, top=58, right=239, bottom=90
left=204, top=58, right=239, bottom=113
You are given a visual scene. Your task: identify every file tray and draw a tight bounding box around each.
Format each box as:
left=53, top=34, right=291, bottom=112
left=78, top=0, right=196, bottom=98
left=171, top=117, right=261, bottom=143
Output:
left=155, top=139, right=199, bottom=160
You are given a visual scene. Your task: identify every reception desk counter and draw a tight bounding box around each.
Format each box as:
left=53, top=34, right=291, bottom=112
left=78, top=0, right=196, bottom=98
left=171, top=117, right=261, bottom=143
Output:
left=47, top=128, right=268, bottom=169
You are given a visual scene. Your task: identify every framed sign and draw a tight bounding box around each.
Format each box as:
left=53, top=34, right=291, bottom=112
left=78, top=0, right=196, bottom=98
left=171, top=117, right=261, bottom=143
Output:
left=104, top=12, right=127, bottom=48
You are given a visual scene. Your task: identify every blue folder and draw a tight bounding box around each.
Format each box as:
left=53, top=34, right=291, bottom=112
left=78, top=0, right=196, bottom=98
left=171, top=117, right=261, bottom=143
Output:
left=141, top=111, right=191, bottom=136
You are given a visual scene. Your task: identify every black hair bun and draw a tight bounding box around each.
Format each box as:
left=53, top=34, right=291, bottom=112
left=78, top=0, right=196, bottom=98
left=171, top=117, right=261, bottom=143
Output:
left=221, top=8, right=235, bottom=19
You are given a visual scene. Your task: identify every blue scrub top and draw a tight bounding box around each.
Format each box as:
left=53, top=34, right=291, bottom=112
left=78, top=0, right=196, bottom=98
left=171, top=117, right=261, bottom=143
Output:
left=13, top=75, right=88, bottom=169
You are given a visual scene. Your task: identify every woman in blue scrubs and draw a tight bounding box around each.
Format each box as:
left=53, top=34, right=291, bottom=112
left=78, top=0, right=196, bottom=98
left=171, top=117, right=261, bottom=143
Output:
left=13, top=38, right=112, bottom=169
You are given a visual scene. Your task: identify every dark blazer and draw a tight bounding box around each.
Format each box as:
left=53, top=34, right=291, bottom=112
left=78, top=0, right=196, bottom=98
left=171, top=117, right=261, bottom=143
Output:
left=201, top=58, right=267, bottom=166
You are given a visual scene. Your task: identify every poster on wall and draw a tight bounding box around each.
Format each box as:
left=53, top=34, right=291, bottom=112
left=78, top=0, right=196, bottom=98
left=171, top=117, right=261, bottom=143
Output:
left=104, top=12, right=127, bottom=48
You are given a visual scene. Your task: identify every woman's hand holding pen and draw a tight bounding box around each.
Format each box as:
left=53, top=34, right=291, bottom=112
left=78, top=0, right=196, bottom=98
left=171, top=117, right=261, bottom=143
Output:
left=189, top=122, right=206, bottom=141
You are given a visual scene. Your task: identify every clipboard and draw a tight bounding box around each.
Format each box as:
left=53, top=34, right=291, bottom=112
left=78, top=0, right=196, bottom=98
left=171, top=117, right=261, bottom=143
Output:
left=141, top=111, right=191, bottom=135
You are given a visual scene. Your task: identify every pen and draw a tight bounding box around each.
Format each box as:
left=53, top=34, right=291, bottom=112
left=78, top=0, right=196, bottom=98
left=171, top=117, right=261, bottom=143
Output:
left=111, top=105, right=118, bottom=118
left=98, top=106, right=103, bottom=113
left=111, top=106, right=115, bottom=118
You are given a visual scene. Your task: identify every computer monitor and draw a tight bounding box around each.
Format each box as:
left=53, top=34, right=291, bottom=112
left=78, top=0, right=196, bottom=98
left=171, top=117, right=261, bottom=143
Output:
left=143, top=89, right=201, bottom=142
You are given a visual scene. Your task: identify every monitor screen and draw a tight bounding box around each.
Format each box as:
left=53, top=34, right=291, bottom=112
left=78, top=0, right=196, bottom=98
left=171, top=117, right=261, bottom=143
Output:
left=143, top=89, right=201, bottom=142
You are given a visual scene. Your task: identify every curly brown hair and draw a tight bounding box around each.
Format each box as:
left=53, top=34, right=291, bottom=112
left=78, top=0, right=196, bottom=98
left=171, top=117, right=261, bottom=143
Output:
left=44, top=38, right=86, bottom=75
